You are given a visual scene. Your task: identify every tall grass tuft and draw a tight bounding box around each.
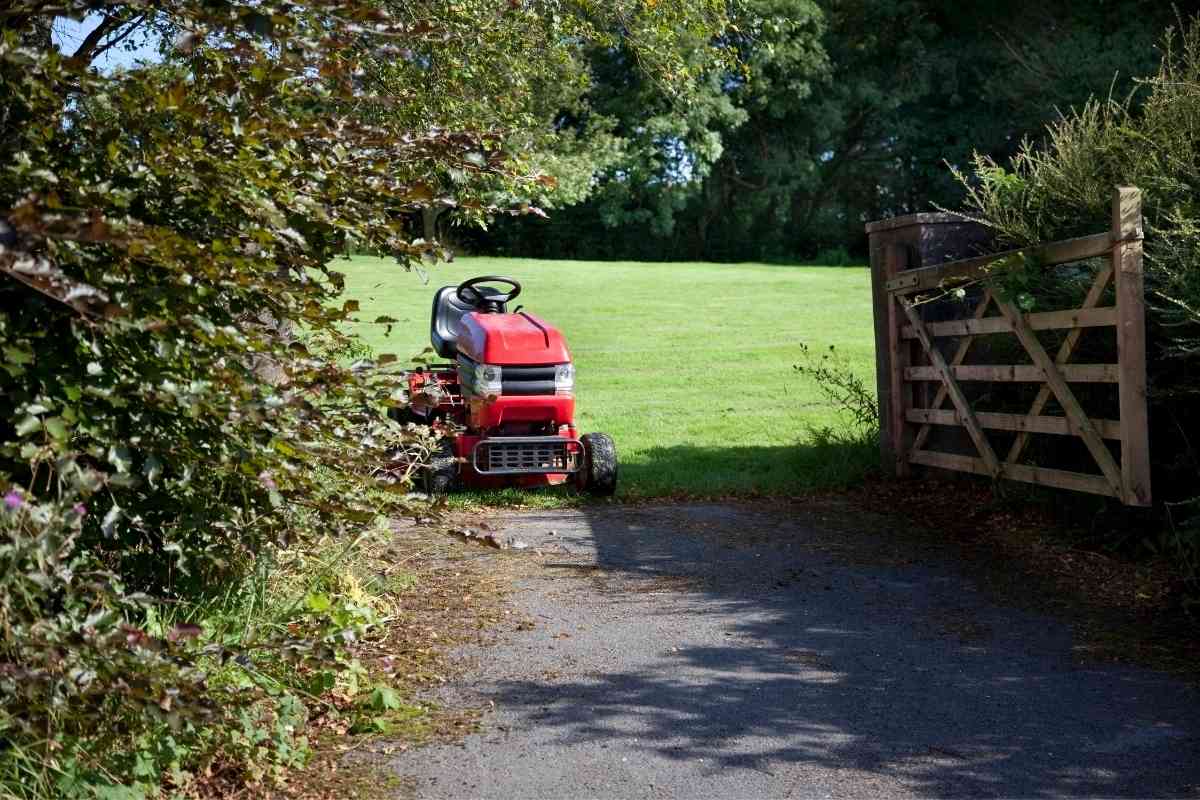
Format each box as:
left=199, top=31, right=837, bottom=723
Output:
left=793, top=342, right=880, bottom=488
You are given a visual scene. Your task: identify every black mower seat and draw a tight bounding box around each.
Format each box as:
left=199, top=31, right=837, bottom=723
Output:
left=430, top=285, right=508, bottom=359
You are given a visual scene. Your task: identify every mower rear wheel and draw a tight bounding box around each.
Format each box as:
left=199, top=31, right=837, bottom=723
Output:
left=387, top=405, right=420, bottom=425
left=422, top=439, right=459, bottom=495
left=578, top=432, right=617, bottom=496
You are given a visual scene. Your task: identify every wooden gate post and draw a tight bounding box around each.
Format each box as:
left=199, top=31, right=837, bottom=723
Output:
left=868, top=235, right=897, bottom=473
left=885, top=244, right=913, bottom=477
left=1113, top=187, right=1152, bottom=506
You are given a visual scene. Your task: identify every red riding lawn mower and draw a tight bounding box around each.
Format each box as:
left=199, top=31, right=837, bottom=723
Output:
left=389, top=275, right=617, bottom=496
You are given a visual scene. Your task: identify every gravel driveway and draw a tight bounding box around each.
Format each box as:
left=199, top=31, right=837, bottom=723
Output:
left=386, top=502, right=1199, bottom=799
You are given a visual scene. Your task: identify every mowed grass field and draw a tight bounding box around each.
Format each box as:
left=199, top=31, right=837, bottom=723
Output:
left=338, top=256, right=876, bottom=499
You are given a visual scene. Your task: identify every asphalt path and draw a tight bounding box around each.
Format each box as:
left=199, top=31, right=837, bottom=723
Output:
left=387, top=502, right=1199, bottom=799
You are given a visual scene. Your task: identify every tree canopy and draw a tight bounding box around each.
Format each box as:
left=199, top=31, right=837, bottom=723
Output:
left=479, top=0, right=1182, bottom=262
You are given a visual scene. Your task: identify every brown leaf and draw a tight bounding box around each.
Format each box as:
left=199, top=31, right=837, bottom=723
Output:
left=168, top=623, right=203, bottom=642
left=405, top=182, right=434, bottom=202
left=88, top=208, right=109, bottom=241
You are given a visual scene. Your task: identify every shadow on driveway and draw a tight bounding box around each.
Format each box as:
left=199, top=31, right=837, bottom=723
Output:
left=398, top=502, right=1200, bottom=798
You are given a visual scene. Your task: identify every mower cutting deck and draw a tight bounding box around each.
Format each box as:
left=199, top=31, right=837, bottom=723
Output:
left=390, top=275, right=617, bottom=496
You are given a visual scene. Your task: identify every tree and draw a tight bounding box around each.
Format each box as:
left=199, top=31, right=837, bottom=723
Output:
left=690, top=0, right=1176, bottom=261
left=353, top=0, right=735, bottom=249
left=449, top=0, right=767, bottom=260
left=482, top=0, right=1180, bottom=261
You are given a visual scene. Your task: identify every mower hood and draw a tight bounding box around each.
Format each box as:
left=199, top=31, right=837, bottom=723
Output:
left=458, top=311, right=572, bottom=366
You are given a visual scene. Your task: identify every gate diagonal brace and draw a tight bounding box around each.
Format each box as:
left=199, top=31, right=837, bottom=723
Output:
left=995, top=298, right=1125, bottom=498
left=1007, top=265, right=1113, bottom=464
left=912, top=289, right=994, bottom=452
left=898, top=296, right=1003, bottom=478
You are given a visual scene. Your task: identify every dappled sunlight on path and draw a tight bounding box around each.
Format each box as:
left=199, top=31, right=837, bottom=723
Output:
left=387, top=503, right=1200, bottom=798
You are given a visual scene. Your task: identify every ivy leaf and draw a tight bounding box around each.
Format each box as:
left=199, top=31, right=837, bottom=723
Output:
left=101, top=504, right=123, bottom=538
left=109, top=474, right=143, bottom=489
left=3, top=346, right=33, bottom=366
left=43, top=417, right=69, bottom=441
left=306, top=669, right=337, bottom=695
left=108, top=446, right=133, bottom=473
left=305, top=593, right=332, bottom=613
left=143, top=455, right=163, bottom=487
left=368, top=685, right=402, bottom=711
left=75, top=468, right=105, bottom=493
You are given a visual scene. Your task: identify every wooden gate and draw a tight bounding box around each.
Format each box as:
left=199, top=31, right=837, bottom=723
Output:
left=878, top=187, right=1151, bottom=506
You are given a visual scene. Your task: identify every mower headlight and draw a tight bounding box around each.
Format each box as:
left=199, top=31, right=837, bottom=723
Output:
left=554, top=363, right=575, bottom=395
left=475, top=363, right=502, bottom=395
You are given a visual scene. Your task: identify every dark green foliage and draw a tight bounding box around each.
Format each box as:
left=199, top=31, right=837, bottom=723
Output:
left=0, top=4, right=444, bottom=792
left=954, top=16, right=1200, bottom=595
left=482, top=0, right=1178, bottom=262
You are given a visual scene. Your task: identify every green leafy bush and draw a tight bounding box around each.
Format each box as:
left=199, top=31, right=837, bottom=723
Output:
left=1, top=2, right=734, bottom=794
left=811, top=246, right=857, bottom=267
left=0, top=3, right=480, bottom=794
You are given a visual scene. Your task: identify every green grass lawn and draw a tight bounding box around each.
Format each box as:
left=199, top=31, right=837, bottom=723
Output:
left=338, top=255, right=877, bottom=500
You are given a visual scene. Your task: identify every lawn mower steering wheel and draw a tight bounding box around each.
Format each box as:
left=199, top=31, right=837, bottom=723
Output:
left=456, top=275, right=521, bottom=312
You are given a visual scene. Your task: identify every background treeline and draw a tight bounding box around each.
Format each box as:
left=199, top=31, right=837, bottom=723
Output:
left=465, top=0, right=1190, bottom=263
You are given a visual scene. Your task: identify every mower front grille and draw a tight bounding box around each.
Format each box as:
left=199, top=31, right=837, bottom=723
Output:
left=501, top=365, right=559, bottom=396
left=473, top=437, right=581, bottom=475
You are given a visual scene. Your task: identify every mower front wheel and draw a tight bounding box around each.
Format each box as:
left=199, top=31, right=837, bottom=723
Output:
left=578, top=432, right=617, bottom=497
left=422, top=438, right=460, bottom=495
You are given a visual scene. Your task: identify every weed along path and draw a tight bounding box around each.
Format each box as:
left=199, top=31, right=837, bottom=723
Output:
left=384, top=501, right=1200, bottom=799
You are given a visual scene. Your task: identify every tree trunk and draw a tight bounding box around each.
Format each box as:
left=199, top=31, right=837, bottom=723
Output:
left=422, top=206, right=443, bottom=243
left=421, top=206, right=455, bottom=261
